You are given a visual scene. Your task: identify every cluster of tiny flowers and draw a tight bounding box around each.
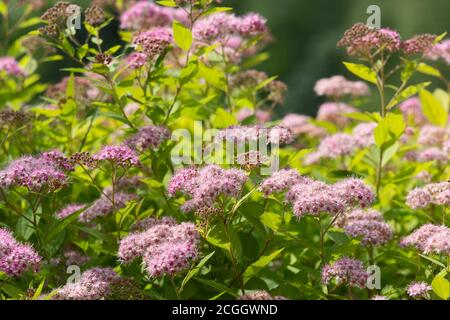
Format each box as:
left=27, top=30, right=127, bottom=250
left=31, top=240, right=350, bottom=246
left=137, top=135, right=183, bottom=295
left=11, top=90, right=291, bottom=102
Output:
left=46, top=76, right=102, bottom=106
left=402, top=34, right=437, bottom=55
left=168, top=165, right=248, bottom=214
left=215, top=125, right=293, bottom=145
left=399, top=97, right=428, bottom=126
left=340, top=209, right=393, bottom=246
left=63, top=250, right=90, bottom=266
left=0, top=228, right=42, bottom=276
left=0, top=57, right=24, bottom=77
left=314, top=75, right=369, bottom=98
left=127, top=52, right=148, bottom=69
left=337, top=23, right=401, bottom=57
left=85, top=5, right=105, bottom=26
left=417, top=147, right=448, bottom=163
left=280, top=113, right=327, bottom=138
left=92, top=145, right=140, bottom=168
left=120, top=1, right=187, bottom=30
left=133, top=28, right=173, bottom=60
left=317, top=133, right=357, bottom=158
left=260, top=169, right=311, bottom=196
left=406, top=281, right=432, bottom=298
left=371, top=295, right=389, bottom=300
left=79, top=191, right=136, bottom=223
left=39, top=2, right=80, bottom=36
left=239, top=291, right=287, bottom=300
left=118, top=218, right=200, bottom=277
left=352, top=122, right=377, bottom=148
left=236, top=151, right=269, bottom=170
left=53, top=267, right=119, bottom=300
left=56, top=204, right=86, bottom=219
left=126, top=126, right=171, bottom=152
left=0, top=153, right=70, bottom=192
left=406, top=182, right=450, bottom=209
left=321, top=257, right=369, bottom=288
left=426, top=38, right=450, bottom=65
left=400, top=224, right=450, bottom=255
left=41, top=150, right=76, bottom=172
left=417, top=125, right=448, bottom=146
left=316, top=102, right=357, bottom=128
left=0, top=108, right=31, bottom=127
left=193, top=12, right=267, bottom=42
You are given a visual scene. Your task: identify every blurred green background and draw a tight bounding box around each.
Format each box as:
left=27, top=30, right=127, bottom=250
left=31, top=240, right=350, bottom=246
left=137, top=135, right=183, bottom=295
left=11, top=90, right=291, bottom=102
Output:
left=12, top=0, right=450, bottom=116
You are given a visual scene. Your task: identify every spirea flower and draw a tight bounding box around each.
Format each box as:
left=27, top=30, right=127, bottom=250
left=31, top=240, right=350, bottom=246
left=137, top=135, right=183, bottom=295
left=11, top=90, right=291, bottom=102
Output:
left=280, top=113, right=327, bottom=138
left=399, top=97, right=427, bottom=126
left=0, top=153, right=69, bottom=192
left=402, top=34, right=437, bottom=55
left=0, top=228, right=42, bottom=276
left=236, top=151, right=268, bottom=170
left=406, top=281, right=432, bottom=298
left=321, top=257, right=369, bottom=288
left=400, top=224, right=450, bottom=255
left=238, top=13, right=267, bottom=36
left=260, top=169, right=310, bottom=196
left=337, top=23, right=401, bottom=57
left=133, top=28, right=173, bottom=60
left=79, top=192, right=136, bottom=223
left=92, top=145, right=140, bottom=168
left=406, top=182, right=450, bottom=209
left=352, top=122, right=377, bottom=148
left=168, top=165, right=248, bottom=214
left=0, top=108, right=31, bottom=127
left=215, top=125, right=293, bottom=145
left=266, top=80, right=288, bottom=105
left=417, top=147, right=448, bottom=163
left=126, top=126, right=170, bottom=152
left=316, top=133, right=357, bottom=159
left=118, top=219, right=200, bottom=278
left=341, top=209, right=393, bottom=246
left=236, top=108, right=271, bottom=124
left=56, top=204, right=86, bottom=219
left=316, top=102, right=357, bottom=127
left=64, top=250, right=90, bottom=266
left=53, top=267, right=128, bottom=300
left=418, top=125, right=448, bottom=146
left=0, top=57, right=24, bottom=77
left=193, top=12, right=239, bottom=41
left=426, top=39, right=450, bottom=65
left=314, top=75, right=369, bottom=98
left=85, top=5, right=105, bottom=26
left=127, top=52, right=148, bottom=69
left=120, top=1, right=186, bottom=30
left=239, top=290, right=287, bottom=300
left=334, top=178, right=376, bottom=208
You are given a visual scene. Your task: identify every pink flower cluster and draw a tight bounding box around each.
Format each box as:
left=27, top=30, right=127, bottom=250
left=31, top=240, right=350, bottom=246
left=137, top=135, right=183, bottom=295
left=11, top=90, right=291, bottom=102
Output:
left=402, top=34, right=437, bottom=55
left=417, top=125, right=448, bottom=146
left=63, top=250, right=90, bottom=266
left=133, top=27, right=173, bottom=60
left=53, top=267, right=119, bottom=300
left=314, top=75, right=369, bottom=98
left=193, top=12, right=267, bottom=42
left=0, top=152, right=71, bottom=192
left=337, top=23, right=401, bottom=57
left=168, top=165, right=247, bottom=213
left=120, top=1, right=187, bottom=30
left=215, top=125, right=293, bottom=145
left=0, top=228, right=41, bottom=276
left=239, top=290, right=287, bottom=300
left=264, top=170, right=375, bottom=218
left=340, top=209, right=393, bottom=246
left=280, top=113, right=327, bottom=138
left=56, top=204, right=86, bottom=219
left=92, top=145, right=140, bottom=168
left=0, top=57, right=24, bottom=77
left=406, top=281, right=432, bottom=298
left=79, top=191, right=136, bottom=223
left=118, top=217, right=200, bottom=277
left=400, top=224, right=450, bottom=255
left=426, top=39, right=450, bottom=65
left=126, top=125, right=171, bottom=152
left=399, top=97, right=428, bottom=126
left=316, top=102, right=357, bottom=128
left=321, top=257, right=368, bottom=288
left=236, top=108, right=271, bottom=124
left=406, top=182, right=449, bottom=209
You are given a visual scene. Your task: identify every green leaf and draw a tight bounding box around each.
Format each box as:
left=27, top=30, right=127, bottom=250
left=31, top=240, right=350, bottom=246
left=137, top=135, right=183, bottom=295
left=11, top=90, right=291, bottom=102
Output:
left=243, top=248, right=284, bottom=284
left=32, top=277, right=46, bottom=300
left=47, top=207, right=83, bottom=241
left=173, top=20, right=193, bottom=51
left=179, top=252, right=215, bottom=293
left=374, top=113, right=405, bottom=150
left=343, top=62, right=377, bottom=84
left=156, top=0, right=177, bottom=7
left=206, top=224, right=230, bottom=250
left=210, top=108, right=237, bottom=128
left=417, top=63, right=442, bottom=78
left=432, top=274, right=449, bottom=300
left=260, top=212, right=282, bottom=232
left=386, top=82, right=431, bottom=110
left=420, top=89, right=448, bottom=127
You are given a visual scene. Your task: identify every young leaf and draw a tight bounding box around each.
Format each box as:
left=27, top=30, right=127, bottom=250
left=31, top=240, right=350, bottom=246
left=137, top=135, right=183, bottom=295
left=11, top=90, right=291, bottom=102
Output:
left=432, top=274, right=449, bottom=300
left=343, top=62, right=377, bottom=84
left=419, top=89, right=448, bottom=127
left=173, top=20, right=193, bottom=51
left=179, top=251, right=215, bottom=293
left=243, top=248, right=284, bottom=284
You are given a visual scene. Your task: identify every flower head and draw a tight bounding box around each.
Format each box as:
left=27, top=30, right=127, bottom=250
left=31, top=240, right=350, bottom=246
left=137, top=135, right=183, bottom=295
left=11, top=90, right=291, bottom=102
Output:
left=93, top=145, right=140, bottom=168
left=400, top=224, right=450, bottom=255
left=406, top=281, right=432, bottom=298
left=0, top=57, right=24, bottom=77
left=126, top=126, right=170, bottom=152
left=321, top=257, right=368, bottom=288
left=314, top=75, right=369, bottom=98
left=316, top=102, right=357, bottom=127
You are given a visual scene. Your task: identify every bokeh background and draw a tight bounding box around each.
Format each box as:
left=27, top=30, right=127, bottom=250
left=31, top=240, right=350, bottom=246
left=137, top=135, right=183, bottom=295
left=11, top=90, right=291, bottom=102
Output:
left=12, top=0, right=450, bottom=116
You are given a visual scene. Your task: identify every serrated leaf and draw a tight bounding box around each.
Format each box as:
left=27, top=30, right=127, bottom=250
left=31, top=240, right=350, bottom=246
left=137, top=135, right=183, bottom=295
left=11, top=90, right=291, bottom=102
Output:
left=343, top=62, right=377, bottom=84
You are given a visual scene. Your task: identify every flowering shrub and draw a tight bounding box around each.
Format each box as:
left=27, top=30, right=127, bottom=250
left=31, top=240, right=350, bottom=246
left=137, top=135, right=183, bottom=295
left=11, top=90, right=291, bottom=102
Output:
left=0, top=0, right=448, bottom=301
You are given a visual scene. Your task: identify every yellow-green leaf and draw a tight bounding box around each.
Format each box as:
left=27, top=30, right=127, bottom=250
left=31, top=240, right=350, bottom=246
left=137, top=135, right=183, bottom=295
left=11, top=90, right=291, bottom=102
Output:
left=432, top=275, right=449, bottom=300
left=173, top=20, right=192, bottom=51
left=420, top=89, right=448, bottom=127
left=343, top=62, right=377, bottom=84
